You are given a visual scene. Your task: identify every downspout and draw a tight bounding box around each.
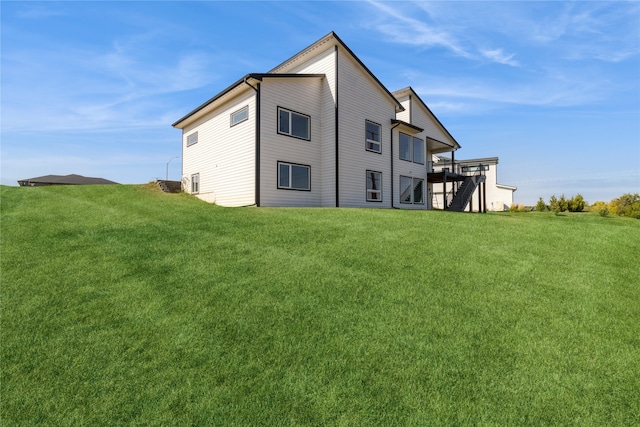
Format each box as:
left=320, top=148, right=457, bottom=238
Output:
left=244, top=77, right=261, bottom=207
left=390, top=122, right=400, bottom=208
left=334, top=45, right=340, bottom=207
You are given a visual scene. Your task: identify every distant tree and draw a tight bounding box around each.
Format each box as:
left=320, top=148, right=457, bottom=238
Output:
left=549, top=195, right=561, bottom=213
left=558, top=194, right=568, bottom=212
left=535, top=197, right=547, bottom=212
left=567, top=194, right=585, bottom=212
left=610, top=193, right=640, bottom=219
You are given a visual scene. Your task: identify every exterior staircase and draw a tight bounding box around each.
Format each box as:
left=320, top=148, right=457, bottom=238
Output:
left=447, top=175, right=485, bottom=212
left=156, top=180, right=182, bottom=193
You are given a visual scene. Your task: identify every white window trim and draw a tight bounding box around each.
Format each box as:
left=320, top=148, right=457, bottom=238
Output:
left=277, top=107, right=311, bottom=141
left=366, top=170, right=382, bottom=202
left=365, top=120, right=382, bottom=154
left=191, top=173, right=200, bottom=194
left=186, top=132, right=198, bottom=147
left=277, top=161, right=311, bottom=191
left=230, top=105, right=249, bottom=127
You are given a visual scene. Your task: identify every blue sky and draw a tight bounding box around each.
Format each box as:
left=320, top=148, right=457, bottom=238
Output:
left=2, top=1, right=638, bottom=204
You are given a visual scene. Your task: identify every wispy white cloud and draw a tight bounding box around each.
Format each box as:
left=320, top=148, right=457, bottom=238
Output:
left=365, top=0, right=473, bottom=59
left=368, top=0, right=639, bottom=66
left=520, top=2, right=639, bottom=63
left=411, top=68, right=613, bottom=112
left=480, top=49, right=520, bottom=67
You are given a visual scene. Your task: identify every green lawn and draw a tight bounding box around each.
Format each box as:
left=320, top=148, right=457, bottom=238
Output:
left=2, top=184, right=639, bottom=426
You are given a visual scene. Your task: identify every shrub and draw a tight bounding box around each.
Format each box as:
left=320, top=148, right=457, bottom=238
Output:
left=509, top=203, right=526, bottom=213
left=547, top=194, right=586, bottom=213
left=589, top=201, right=608, bottom=216
left=535, top=197, right=547, bottom=212
left=610, top=193, right=640, bottom=219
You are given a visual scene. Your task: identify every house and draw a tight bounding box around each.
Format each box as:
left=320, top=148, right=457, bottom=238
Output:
left=17, top=174, right=119, bottom=187
left=173, top=31, right=471, bottom=209
left=431, top=156, right=517, bottom=211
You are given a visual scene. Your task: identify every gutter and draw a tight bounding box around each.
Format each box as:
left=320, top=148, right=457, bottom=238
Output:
left=243, top=77, right=261, bottom=207
left=390, top=121, right=401, bottom=209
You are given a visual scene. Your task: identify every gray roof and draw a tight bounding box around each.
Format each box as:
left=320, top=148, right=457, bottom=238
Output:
left=18, top=174, right=119, bottom=186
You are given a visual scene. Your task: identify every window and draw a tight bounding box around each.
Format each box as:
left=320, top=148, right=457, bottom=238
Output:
left=230, top=106, right=249, bottom=126
left=399, top=132, right=424, bottom=164
left=400, top=176, right=424, bottom=204
left=413, top=137, right=424, bottom=164
left=278, top=162, right=310, bottom=191
left=366, top=170, right=382, bottom=202
left=399, top=133, right=411, bottom=161
left=365, top=121, right=381, bottom=153
left=462, top=165, right=489, bottom=173
left=187, top=132, right=198, bottom=147
left=278, top=107, right=310, bottom=140
left=191, top=173, right=200, bottom=194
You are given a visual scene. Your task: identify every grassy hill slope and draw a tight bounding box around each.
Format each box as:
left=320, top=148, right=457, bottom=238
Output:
left=2, top=184, right=639, bottom=425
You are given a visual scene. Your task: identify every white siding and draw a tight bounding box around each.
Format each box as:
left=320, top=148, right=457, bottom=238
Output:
left=182, top=89, right=256, bottom=206
left=412, top=102, right=453, bottom=146
left=336, top=49, right=397, bottom=208
left=285, top=47, right=337, bottom=207
left=395, top=96, right=411, bottom=123
left=259, top=77, right=325, bottom=207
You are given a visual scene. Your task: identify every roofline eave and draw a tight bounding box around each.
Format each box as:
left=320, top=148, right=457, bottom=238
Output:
left=172, top=73, right=326, bottom=129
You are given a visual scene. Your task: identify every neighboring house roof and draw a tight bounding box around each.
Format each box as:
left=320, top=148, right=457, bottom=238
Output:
left=17, top=174, right=119, bottom=186
left=497, top=184, right=517, bottom=191
left=393, top=87, right=461, bottom=150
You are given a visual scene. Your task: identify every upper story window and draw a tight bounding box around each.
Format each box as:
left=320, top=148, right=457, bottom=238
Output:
left=278, top=107, right=310, bottom=140
left=399, top=132, right=424, bottom=164
left=230, top=106, right=249, bottom=126
left=365, top=121, right=381, bottom=153
left=186, top=132, right=198, bottom=147
left=462, top=165, right=489, bottom=173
